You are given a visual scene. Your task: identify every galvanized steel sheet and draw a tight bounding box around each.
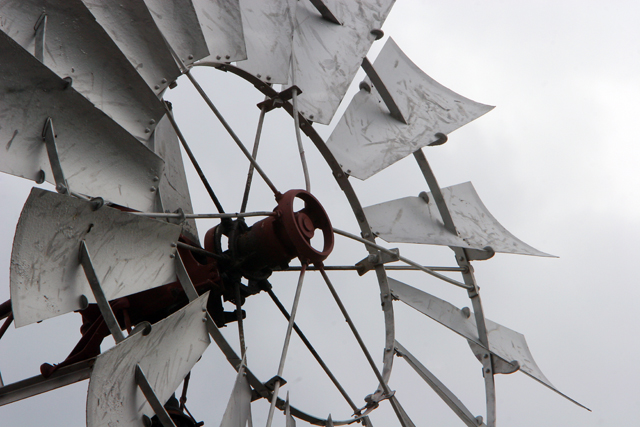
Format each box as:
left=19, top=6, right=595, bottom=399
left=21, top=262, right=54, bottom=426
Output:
left=291, top=0, right=395, bottom=125
left=194, top=0, right=247, bottom=63
left=82, top=0, right=182, bottom=95
left=86, top=294, right=210, bottom=427
left=236, top=0, right=295, bottom=84
left=0, top=0, right=166, bottom=141
left=327, top=38, right=494, bottom=179
left=364, top=182, right=552, bottom=257
left=0, top=32, right=165, bottom=211
left=10, top=188, right=181, bottom=327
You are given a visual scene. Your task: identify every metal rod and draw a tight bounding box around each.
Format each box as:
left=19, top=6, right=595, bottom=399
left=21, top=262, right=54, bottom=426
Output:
left=135, top=364, right=178, bottom=427
left=332, top=228, right=470, bottom=289
left=176, top=242, right=225, bottom=261
left=318, top=267, right=391, bottom=395
left=241, top=103, right=267, bottom=213
left=164, top=102, right=226, bottom=213
left=413, top=149, right=457, bottom=234
left=132, top=211, right=275, bottom=219
left=235, top=281, right=247, bottom=358
left=267, top=289, right=359, bottom=412
left=34, top=13, right=47, bottom=63
left=265, top=264, right=308, bottom=427
left=175, top=253, right=199, bottom=302
left=42, top=117, right=69, bottom=194
left=277, top=265, right=466, bottom=272
left=185, top=71, right=279, bottom=196
left=361, top=57, right=406, bottom=124
left=0, top=313, right=13, bottom=341
left=78, top=241, right=125, bottom=344
left=292, top=87, right=311, bottom=193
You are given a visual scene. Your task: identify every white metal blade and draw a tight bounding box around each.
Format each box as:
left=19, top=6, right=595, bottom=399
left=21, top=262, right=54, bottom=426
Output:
left=143, top=0, right=210, bottom=67
left=10, top=188, right=182, bottom=327
left=219, top=363, right=252, bottom=427
left=236, top=0, right=296, bottom=84
left=194, top=0, right=247, bottom=63
left=152, top=115, right=199, bottom=244
left=82, top=0, right=182, bottom=96
left=291, top=0, right=395, bottom=125
left=0, top=31, right=165, bottom=212
left=0, top=0, right=166, bottom=141
left=327, top=38, right=494, bottom=179
left=364, top=182, right=552, bottom=257
left=87, top=294, right=211, bottom=427
left=389, top=278, right=589, bottom=410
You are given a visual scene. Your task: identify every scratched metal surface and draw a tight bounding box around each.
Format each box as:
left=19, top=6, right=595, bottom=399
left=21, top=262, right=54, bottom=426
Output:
left=193, top=0, right=247, bottom=64
left=326, top=38, right=494, bottom=180
left=82, top=0, right=182, bottom=96
left=0, top=0, right=166, bottom=141
left=0, top=32, right=165, bottom=212
left=291, top=0, right=395, bottom=125
left=219, top=366, right=252, bottom=427
left=151, top=114, right=199, bottom=244
left=364, top=182, right=552, bottom=257
left=142, top=0, right=209, bottom=67
left=388, top=278, right=583, bottom=407
left=235, top=0, right=296, bottom=84
left=86, top=294, right=210, bottom=427
left=10, top=188, right=181, bottom=327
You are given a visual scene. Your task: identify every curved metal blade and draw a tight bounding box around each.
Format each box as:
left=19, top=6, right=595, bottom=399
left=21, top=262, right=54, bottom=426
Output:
left=151, top=114, right=199, bottom=243
left=364, top=182, right=553, bottom=257
left=388, top=278, right=590, bottom=410
left=291, top=0, right=395, bottom=125
left=82, top=0, right=182, bottom=95
left=0, top=31, right=165, bottom=211
left=327, top=38, right=494, bottom=179
left=0, top=0, right=166, bottom=141
left=236, top=0, right=296, bottom=84
left=142, top=0, right=210, bottom=67
left=219, top=363, right=252, bottom=427
left=194, top=0, right=247, bottom=63
left=86, top=294, right=211, bottom=427
left=10, top=188, right=182, bottom=327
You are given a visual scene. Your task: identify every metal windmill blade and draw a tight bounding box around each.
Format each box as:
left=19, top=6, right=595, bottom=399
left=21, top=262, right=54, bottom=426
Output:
left=0, top=1, right=588, bottom=426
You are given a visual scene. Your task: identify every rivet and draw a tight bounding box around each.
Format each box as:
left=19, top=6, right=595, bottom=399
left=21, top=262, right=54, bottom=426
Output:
left=484, top=354, right=489, bottom=359
left=309, top=114, right=314, bottom=120
left=161, top=78, right=167, bottom=84
left=216, top=55, right=221, bottom=60
left=188, top=54, right=194, bottom=60
left=150, top=186, right=156, bottom=192
left=149, top=119, right=156, bottom=125
left=152, top=175, right=159, bottom=182
left=346, top=169, right=352, bottom=174
left=154, top=85, right=160, bottom=90
left=169, top=253, right=175, bottom=259
left=485, top=368, right=491, bottom=373
left=202, top=317, right=207, bottom=322
left=225, top=55, right=230, bottom=59
left=256, top=73, right=261, bottom=78
left=171, top=243, right=177, bottom=248
left=144, top=128, right=151, bottom=133
left=266, top=75, right=271, bottom=81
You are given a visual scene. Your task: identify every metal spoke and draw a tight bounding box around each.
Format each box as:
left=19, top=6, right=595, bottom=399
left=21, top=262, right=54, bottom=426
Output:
left=292, top=87, right=311, bottom=193
left=132, top=211, right=275, bottom=219
left=332, top=228, right=470, bottom=289
left=277, top=265, right=466, bottom=272
left=267, top=289, right=359, bottom=413
left=185, top=71, right=279, bottom=196
left=241, top=102, right=268, bottom=213
left=265, top=264, right=308, bottom=427
left=164, top=102, right=226, bottom=214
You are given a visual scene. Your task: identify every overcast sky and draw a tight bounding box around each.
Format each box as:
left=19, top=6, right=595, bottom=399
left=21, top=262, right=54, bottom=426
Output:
left=1, top=1, right=639, bottom=426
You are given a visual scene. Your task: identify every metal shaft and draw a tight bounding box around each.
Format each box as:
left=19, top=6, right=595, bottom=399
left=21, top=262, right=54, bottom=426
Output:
left=241, top=103, right=267, bottom=213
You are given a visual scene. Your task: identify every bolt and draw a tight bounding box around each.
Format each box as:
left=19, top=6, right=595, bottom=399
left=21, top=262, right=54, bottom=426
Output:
left=484, top=354, right=489, bottom=359
left=171, top=243, right=177, bottom=248
left=485, top=368, right=491, bottom=373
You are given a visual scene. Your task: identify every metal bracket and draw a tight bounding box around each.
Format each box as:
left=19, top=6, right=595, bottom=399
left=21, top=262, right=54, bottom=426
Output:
left=257, top=85, right=303, bottom=113
left=308, top=0, right=342, bottom=24
left=361, top=57, right=407, bottom=124
left=42, top=117, right=69, bottom=194
left=355, top=248, right=400, bottom=276
left=264, top=375, right=287, bottom=391
left=468, top=341, right=519, bottom=375
left=34, top=13, right=47, bottom=63
left=464, top=247, right=495, bottom=262
left=175, top=252, right=199, bottom=302
left=135, top=364, right=177, bottom=427
left=78, top=240, right=125, bottom=344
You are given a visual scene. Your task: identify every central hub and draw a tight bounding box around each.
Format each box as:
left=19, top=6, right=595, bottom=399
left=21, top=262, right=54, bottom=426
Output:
left=204, top=189, right=334, bottom=280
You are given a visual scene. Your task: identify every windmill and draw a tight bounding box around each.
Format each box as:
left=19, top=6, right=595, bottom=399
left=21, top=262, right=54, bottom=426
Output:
left=0, top=1, right=588, bottom=426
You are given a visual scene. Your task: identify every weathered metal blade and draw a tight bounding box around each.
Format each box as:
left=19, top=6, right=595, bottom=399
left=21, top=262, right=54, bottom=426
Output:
left=285, top=393, right=296, bottom=427
left=219, top=362, right=252, bottom=427
left=194, top=0, right=247, bottom=63
left=0, top=0, right=166, bottom=141
left=236, top=0, right=296, bottom=84
left=291, top=0, right=395, bottom=125
left=81, top=0, right=182, bottom=95
left=142, top=0, right=210, bottom=67
left=0, top=31, right=165, bottom=211
left=10, top=188, right=182, bottom=327
left=86, top=294, right=211, bottom=427
left=327, top=38, right=494, bottom=179
left=364, top=182, right=552, bottom=257
left=389, top=278, right=590, bottom=410
left=151, top=114, right=199, bottom=244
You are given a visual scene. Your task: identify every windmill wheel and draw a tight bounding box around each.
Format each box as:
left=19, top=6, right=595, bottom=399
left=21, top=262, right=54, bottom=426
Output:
left=0, top=1, right=588, bottom=427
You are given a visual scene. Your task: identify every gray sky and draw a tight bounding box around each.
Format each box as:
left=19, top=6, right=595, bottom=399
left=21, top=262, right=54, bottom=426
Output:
left=1, top=1, right=639, bottom=426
